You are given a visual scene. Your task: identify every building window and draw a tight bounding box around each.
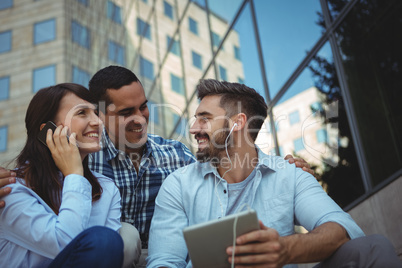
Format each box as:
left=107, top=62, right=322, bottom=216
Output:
left=141, top=0, right=148, bottom=3
left=191, top=51, right=202, bottom=69
left=171, top=73, right=184, bottom=95
left=107, top=1, right=122, bottom=24
left=212, top=31, right=221, bottom=48
left=0, top=126, right=7, bottom=152
left=140, top=56, right=154, bottom=80
left=0, top=76, right=10, bottom=101
left=77, top=0, right=88, bottom=6
left=289, top=111, right=300, bottom=125
left=189, top=17, right=198, bottom=35
left=173, top=114, right=187, bottom=135
left=234, top=45, right=241, bottom=60
left=33, top=65, right=56, bottom=93
left=163, top=1, right=173, bottom=20
left=219, top=65, right=227, bottom=81
left=0, top=31, right=11, bottom=54
left=34, top=18, right=56, bottom=45
left=0, top=0, right=12, bottom=10
left=148, top=100, right=159, bottom=124
left=72, top=66, right=90, bottom=87
left=310, top=101, right=323, bottom=115
left=316, top=129, right=328, bottom=144
left=293, top=138, right=304, bottom=152
left=238, top=77, right=244, bottom=84
left=108, top=41, right=125, bottom=65
left=137, top=18, right=151, bottom=40
left=167, top=35, right=180, bottom=56
left=71, top=20, right=91, bottom=49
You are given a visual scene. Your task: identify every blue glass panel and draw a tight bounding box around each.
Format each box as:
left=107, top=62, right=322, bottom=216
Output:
left=107, top=1, right=122, bottom=24
left=316, top=129, right=328, bottom=143
left=34, top=19, right=56, bottom=44
left=289, top=110, right=300, bottom=125
left=0, top=0, right=12, bottom=10
left=137, top=18, right=151, bottom=40
left=173, top=114, right=187, bottom=135
left=212, top=31, right=220, bottom=47
left=108, top=41, right=125, bottom=65
left=72, top=66, right=90, bottom=87
left=219, top=65, right=227, bottom=81
left=140, top=56, right=154, bottom=80
left=0, top=31, right=11, bottom=53
left=33, top=65, right=56, bottom=93
left=293, top=138, right=304, bottom=152
left=189, top=17, right=198, bottom=35
left=167, top=36, right=180, bottom=56
left=77, top=0, right=88, bottom=6
left=0, top=76, right=10, bottom=101
left=234, top=45, right=241, bottom=60
left=164, top=1, right=173, bottom=19
left=171, top=74, right=184, bottom=95
left=71, top=20, right=90, bottom=49
left=310, top=101, right=323, bottom=113
left=192, top=51, right=202, bottom=69
left=0, top=126, right=7, bottom=152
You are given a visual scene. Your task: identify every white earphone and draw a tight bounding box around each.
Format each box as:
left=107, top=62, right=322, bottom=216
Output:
left=230, top=123, right=238, bottom=132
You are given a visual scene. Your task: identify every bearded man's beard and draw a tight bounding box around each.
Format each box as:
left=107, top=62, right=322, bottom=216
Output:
left=196, top=123, right=231, bottom=165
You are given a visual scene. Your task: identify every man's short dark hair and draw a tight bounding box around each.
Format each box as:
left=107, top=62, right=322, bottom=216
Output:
left=196, top=79, right=268, bottom=141
left=88, top=65, right=141, bottom=108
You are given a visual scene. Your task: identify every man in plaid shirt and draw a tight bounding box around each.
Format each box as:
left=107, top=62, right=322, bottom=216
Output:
left=87, top=65, right=195, bottom=267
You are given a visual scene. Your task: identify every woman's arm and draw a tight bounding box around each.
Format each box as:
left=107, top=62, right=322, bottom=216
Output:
left=0, top=175, right=93, bottom=259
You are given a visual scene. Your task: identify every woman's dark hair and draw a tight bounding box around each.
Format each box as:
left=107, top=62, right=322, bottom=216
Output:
left=15, top=83, right=102, bottom=214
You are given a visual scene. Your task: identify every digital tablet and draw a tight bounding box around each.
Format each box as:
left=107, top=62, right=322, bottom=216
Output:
left=182, top=209, right=259, bottom=268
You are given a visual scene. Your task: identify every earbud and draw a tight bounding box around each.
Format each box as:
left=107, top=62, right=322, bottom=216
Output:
left=230, top=123, right=238, bottom=132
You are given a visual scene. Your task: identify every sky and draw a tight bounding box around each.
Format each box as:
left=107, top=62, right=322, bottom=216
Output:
left=206, top=0, right=331, bottom=103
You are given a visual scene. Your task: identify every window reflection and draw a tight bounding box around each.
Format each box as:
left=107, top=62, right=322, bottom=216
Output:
left=258, top=42, right=365, bottom=208
left=207, top=0, right=243, bottom=26
left=334, top=0, right=402, bottom=186
left=326, top=0, right=350, bottom=21
left=254, top=0, right=322, bottom=98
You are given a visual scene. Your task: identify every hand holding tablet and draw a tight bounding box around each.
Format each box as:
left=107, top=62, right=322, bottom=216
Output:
left=183, top=209, right=259, bottom=268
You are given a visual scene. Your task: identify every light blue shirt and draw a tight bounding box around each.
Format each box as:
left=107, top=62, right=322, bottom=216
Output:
left=147, top=149, right=364, bottom=268
left=0, top=172, right=121, bottom=268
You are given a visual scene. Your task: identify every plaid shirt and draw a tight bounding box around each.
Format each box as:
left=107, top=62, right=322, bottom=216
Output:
left=89, top=130, right=195, bottom=240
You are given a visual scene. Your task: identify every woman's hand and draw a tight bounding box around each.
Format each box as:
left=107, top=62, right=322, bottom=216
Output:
left=46, top=125, right=83, bottom=177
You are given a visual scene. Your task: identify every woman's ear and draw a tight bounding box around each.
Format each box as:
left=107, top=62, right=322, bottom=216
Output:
left=39, top=123, right=46, bottom=131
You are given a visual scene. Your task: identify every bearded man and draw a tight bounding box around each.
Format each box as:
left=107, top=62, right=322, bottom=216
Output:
left=147, top=79, right=401, bottom=268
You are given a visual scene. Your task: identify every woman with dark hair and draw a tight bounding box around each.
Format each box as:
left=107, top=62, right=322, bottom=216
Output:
left=0, top=83, right=123, bottom=267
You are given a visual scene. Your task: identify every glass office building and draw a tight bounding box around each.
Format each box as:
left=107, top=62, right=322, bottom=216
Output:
left=0, top=0, right=401, bottom=260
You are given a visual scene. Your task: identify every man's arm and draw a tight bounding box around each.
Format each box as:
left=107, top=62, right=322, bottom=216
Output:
left=0, top=167, right=16, bottom=208
left=227, top=166, right=363, bottom=266
left=147, top=172, right=189, bottom=268
left=227, top=221, right=349, bottom=266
